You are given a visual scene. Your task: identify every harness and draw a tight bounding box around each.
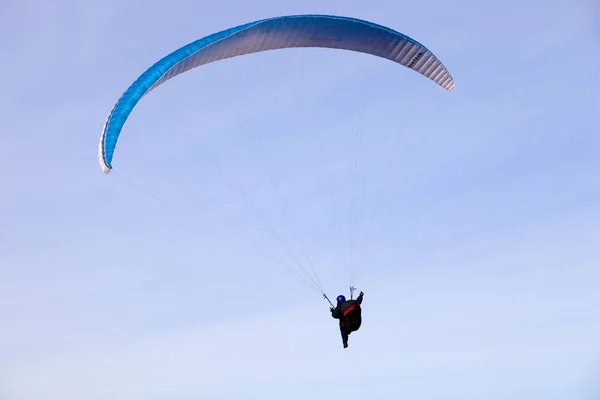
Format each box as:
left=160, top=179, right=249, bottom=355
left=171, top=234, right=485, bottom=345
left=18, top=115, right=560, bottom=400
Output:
left=343, top=304, right=359, bottom=317
left=341, top=302, right=361, bottom=332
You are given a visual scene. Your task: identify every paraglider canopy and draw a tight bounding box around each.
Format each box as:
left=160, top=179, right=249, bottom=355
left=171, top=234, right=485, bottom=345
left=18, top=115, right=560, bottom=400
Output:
left=98, top=13, right=455, bottom=174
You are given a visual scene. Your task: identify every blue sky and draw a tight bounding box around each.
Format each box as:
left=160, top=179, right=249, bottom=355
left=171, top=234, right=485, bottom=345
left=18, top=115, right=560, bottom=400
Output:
left=2, top=0, right=600, bottom=398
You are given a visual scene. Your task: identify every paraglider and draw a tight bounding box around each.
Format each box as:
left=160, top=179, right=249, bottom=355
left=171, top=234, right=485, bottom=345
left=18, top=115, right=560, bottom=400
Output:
left=330, top=290, right=364, bottom=348
left=98, top=14, right=454, bottom=348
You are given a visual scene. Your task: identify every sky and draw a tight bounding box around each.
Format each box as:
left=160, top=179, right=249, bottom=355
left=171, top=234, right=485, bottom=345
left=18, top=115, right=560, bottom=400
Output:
left=1, top=0, right=600, bottom=398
